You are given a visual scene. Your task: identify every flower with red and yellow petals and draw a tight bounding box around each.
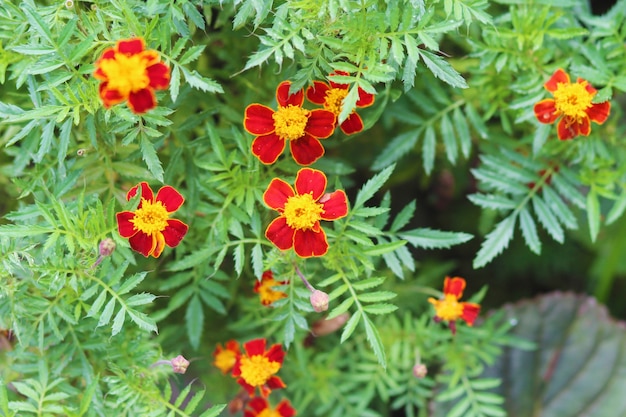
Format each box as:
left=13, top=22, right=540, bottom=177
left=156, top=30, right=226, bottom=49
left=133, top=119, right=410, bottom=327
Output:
left=428, top=277, right=480, bottom=335
left=213, top=340, right=241, bottom=374
left=534, top=68, right=610, bottom=140
left=232, top=338, right=286, bottom=398
left=116, top=182, right=188, bottom=258
left=244, top=81, right=336, bottom=166
left=93, top=37, right=170, bottom=114
left=244, top=397, right=296, bottom=417
left=254, top=271, right=288, bottom=306
left=306, top=71, right=375, bottom=135
left=263, top=168, right=348, bottom=258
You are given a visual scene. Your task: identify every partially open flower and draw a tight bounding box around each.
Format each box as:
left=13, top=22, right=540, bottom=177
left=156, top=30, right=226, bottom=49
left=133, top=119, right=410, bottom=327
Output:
left=244, top=397, right=296, bottom=417
left=306, top=70, right=375, bottom=135
left=534, top=68, right=610, bottom=140
left=428, top=276, right=480, bottom=335
left=93, top=37, right=170, bottom=114
left=213, top=340, right=240, bottom=374
left=232, top=338, right=286, bottom=397
left=254, top=271, right=288, bottom=306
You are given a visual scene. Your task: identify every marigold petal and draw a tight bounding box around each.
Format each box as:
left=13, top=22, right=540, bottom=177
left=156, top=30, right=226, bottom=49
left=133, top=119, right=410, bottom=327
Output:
left=320, top=190, right=348, bottom=221
left=99, top=84, right=125, bottom=108
left=152, top=232, right=165, bottom=258
left=117, top=211, right=137, bottom=238
left=226, top=340, right=240, bottom=351
left=557, top=117, right=578, bottom=140
left=276, top=81, right=304, bottom=107
left=276, top=399, right=296, bottom=417
left=116, top=37, right=145, bottom=55
left=244, top=104, right=276, bottom=135
left=329, top=70, right=350, bottom=89
left=156, top=186, right=184, bottom=212
left=461, top=302, right=481, bottom=326
left=264, top=178, right=295, bottom=211
left=356, top=88, right=375, bottom=107
left=128, top=88, right=156, bottom=114
left=246, top=397, right=268, bottom=414
left=295, top=168, right=327, bottom=200
left=147, top=62, right=170, bottom=90
left=266, top=375, right=286, bottom=390
left=581, top=79, right=597, bottom=95
left=293, top=228, right=328, bottom=257
left=163, top=219, right=188, bottom=248
left=244, top=338, right=266, bottom=356
left=306, top=81, right=330, bottom=104
left=306, top=109, right=336, bottom=139
left=99, top=48, right=116, bottom=61
left=128, top=182, right=154, bottom=204
left=236, top=378, right=256, bottom=396
left=266, top=343, right=285, bottom=364
left=587, top=101, right=611, bottom=124
left=231, top=356, right=242, bottom=376
left=340, top=113, right=364, bottom=135
left=544, top=68, right=570, bottom=92
left=252, top=133, right=285, bottom=165
left=533, top=99, right=559, bottom=124
left=443, top=277, right=466, bottom=298
left=290, top=134, right=324, bottom=166
left=128, top=231, right=154, bottom=257
left=266, top=217, right=295, bottom=250
left=578, top=116, right=591, bottom=136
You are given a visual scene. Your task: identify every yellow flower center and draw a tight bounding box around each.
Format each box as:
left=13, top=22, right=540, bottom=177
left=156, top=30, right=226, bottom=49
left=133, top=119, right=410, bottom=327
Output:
left=324, top=87, right=349, bottom=116
left=239, top=355, right=281, bottom=387
left=130, top=199, right=170, bottom=235
left=272, top=105, right=310, bottom=141
left=98, top=52, right=152, bottom=97
left=553, top=81, right=594, bottom=121
left=258, top=409, right=281, bottom=417
left=431, top=294, right=464, bottom=321
left=214, top=349, right=237, bottom=373
left=283, top=193, right=324, bottom=231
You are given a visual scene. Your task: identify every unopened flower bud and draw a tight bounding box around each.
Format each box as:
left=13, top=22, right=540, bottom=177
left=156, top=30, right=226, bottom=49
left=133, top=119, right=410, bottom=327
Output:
left=65, top=0, right=74, bottom=8
left=412, top=363, right=427, bottom=378
left=171, top=355, right=189, bottom=374
left=99, top=238, right=116, bottom=257
left=310, top=290, right=329, bottom=312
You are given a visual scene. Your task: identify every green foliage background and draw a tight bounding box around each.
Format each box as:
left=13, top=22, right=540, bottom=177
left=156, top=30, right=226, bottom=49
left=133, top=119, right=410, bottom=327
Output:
left=1, top=0, right=626, bottom=416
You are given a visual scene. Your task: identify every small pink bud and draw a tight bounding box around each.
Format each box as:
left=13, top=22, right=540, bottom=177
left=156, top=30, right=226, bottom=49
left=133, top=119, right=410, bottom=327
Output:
left=310, top=290, right=329, bottom=312
left=99, top=238, right=116, bottom=257
left=171, top=355, right=189, bottom=374
left=412, top=363, right=427, bottom=378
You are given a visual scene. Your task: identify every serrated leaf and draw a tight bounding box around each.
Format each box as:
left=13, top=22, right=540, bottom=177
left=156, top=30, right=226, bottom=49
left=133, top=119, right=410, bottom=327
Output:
left=98, top=298, right=116, bottom=328
left=473, top=214, right=516, bottom=268
left=352, top=277, right=386, bottom=291
left=340, top=310, right=362, bottom=343
left=111, top=308, right=125, bottom=336
left=328, top=297, right=355, bottom=319
left=186, top=295, right=204, bottom=350
left=372, top=129, right=421, bottom=171
left=363, top=303, right=398, bottom=314
left=399, top=228, right=473, bottom=249
left=532, top=195, right=564, bottom=243
left=358, top=291, right=397, bottom=303
left=364, top=240, right=407, bottom=256
left=199, top=404, right=227, bottom=417
left=423, top=125, right=436, bottom=174
left=586, top=188, right=601, bottom=243
left=363, top=315, right=386, bottom=367
left=354, top=164, right=395, bottom=209
left=418, top=50, right=468, bottom=89
left=519, top=207, right=541, bottom=255
left=468, top=193, right=517, bottom=210
left=440, top=113, right=458, bottom=163
left=233, top=243, right=244, bottom=276
left=140, top=136, right=164, bottom=182
left=390, top=200, right=416, bottom=232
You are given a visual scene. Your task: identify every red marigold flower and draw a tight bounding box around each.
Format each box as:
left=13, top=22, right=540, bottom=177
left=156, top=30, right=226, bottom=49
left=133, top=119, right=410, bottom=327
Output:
left=263, top=168, right=348, bottom=258
left=116, top=182, right=188, bottom=258
left=243, top=81, right=336, bottom=166
left=232, top=338, right=286, bottom=397
left=306, top=70, right=375, bottom=135
left=533, top=68, right=610, bottom=141
left=93, top=37, right=170, bottom=114
left=244, top=397, right=296, bottom=417
left=213, top=340, right=241, bottom=374
left=428, top=277, right=480, bottom=335
left=254, top=271, right=288, bottom=306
